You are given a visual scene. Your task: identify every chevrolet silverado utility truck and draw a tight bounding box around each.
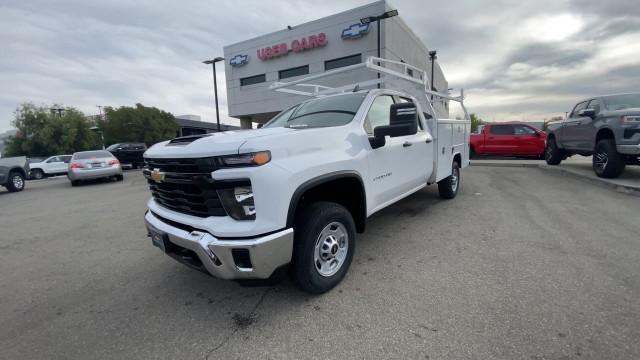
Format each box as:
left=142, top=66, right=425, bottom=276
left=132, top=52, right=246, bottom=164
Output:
left=143, top=57, right=471, bottom=293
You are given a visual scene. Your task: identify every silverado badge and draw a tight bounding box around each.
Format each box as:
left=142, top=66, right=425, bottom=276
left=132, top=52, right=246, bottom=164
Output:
left=150, top=168, right=165, bottom=183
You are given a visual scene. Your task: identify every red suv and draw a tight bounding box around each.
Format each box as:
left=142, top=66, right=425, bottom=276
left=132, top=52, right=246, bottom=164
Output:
left=470, top=123, right=546, bottom=158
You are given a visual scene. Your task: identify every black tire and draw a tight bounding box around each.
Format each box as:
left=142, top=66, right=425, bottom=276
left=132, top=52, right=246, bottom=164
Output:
left=593, top=138, right=625, bottom=178
left=115, top=174, right=124, bottom=181
left=6, top=171, right=25, bottom=192
left=70, top=180, right=80, bottom=187
left=545, top=137, right=563, bottom=165
left=292, top=201, right=356, bottom=294
left=438, top=161, right=460, bottom=199
left=31, top=169, right=44, bottom=180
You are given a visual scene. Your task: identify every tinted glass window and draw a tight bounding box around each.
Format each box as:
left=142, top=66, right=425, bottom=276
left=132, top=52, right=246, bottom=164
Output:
left=603, top=94, right=640, bottom=111
left=106, top=144, right=120, bottom=151
left=240, top=74, right=266, bottom=86
left=363, top=95, right=395, bottom=135
left=262, top=105, right=298, bottom=128
left=587, top=99, right=602, bottom=114
left=61, top=156, right=72, bottom=163
left=279, top=65, right=309, bottom=80
left=325, top=54, right=361, bottom=71
left=490, top=125, right=514, bottom=135
left=570, top=101, right=588, bottom=117
left=264, top=93, right=366, bottom=129
left=514, top=125, right=536, bottom=135
left=74, top=151, right=113, bottom=160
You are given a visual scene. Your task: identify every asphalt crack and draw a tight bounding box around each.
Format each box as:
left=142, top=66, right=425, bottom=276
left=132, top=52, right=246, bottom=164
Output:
left=204, top=288, right=271, bottom=359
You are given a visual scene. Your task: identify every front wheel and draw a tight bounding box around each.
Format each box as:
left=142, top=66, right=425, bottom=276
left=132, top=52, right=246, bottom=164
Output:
left=292, top=202, right=355, bottom=294
left=6, top=171, right=25, bottom=192
left=31, top=169, right=44, bottom=180
left=438, top=161, right=460, bottom=199
left=545, top=137, right=563, bottom=165
left=593, top=138, right=625, bottom=178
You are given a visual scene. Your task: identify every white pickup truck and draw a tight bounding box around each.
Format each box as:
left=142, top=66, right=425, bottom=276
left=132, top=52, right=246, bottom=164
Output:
left=143, top=58, right=470, bottom=293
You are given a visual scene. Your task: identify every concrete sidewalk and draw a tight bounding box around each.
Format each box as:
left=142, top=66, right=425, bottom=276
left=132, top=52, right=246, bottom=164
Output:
left=472, top=156, right=640, bottom=194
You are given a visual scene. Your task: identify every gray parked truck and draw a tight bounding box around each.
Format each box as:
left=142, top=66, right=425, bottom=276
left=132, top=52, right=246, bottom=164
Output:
left=0, top=156, right=29, bottom=192
left=545, top=93, right=640, bottom=178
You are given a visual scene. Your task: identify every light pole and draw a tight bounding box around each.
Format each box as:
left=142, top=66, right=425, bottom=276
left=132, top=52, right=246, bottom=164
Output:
left=50, top=107, right=65, bottom=117
left=203, top=57, right=225, bottom=132
left=90, top=126, right=105, bottom=150
left=429, top=50, right=437, bottom=100
left=360, top=9, right=399, bottom=88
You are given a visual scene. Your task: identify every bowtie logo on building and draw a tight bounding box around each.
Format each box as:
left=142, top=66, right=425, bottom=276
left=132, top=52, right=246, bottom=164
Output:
left=229, top=54, right=249, bottom=66
left=341, top=23, right=370, bottom=39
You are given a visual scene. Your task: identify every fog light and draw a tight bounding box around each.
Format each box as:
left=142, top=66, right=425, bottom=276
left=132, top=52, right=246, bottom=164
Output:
left=217, top=186, right=256, bottom=220
left=206, top=245, right=222, bottom=266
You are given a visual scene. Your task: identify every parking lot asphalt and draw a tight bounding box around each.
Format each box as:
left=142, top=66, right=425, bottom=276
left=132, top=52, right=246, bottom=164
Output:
left=1, top=168, right=639, bottom=360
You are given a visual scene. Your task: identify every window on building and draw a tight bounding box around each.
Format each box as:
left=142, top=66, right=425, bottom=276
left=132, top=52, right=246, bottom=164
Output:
left=325, top=54, right=362, bottom=71
left=279, top=65, right=309, bottom=80
left=240, top=74, right=266, bottom=86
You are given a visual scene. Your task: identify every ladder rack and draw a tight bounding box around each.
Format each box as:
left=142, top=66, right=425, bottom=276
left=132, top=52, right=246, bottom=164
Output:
left=268, top=56, right=469, bottom=120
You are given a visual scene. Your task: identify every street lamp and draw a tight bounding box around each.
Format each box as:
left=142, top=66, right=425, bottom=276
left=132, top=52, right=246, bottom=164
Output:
left=360, top=9, right=399, bottom=88
left=428, top=50, right=437, bottom=100
left=90, top=126, right=105, bottom=150
left=203, top=57, right=225, bottom=132
left=50, top=107, right=65, bottom=117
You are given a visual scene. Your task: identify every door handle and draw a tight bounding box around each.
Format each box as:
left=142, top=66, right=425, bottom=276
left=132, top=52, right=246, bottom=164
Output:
left=425, top=138, right=433, bottom=143
left=403, top=142, right=413, bottom=147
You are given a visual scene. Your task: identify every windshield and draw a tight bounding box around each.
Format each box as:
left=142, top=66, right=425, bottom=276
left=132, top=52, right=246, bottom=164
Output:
left=263, top=93, right=366, bottom=129
left=74, top=151, right=113, bottom=160
left=106, top=144, right=120, bottom=151
left=603, top=94, right=640, bottom=111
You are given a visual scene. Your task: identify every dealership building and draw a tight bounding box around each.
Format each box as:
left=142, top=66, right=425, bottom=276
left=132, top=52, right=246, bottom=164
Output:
left=223, top=0, right=449, bottom=129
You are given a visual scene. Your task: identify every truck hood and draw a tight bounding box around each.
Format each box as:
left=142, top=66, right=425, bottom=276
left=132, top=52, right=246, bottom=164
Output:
left=144, top=127, right=295, bottom=158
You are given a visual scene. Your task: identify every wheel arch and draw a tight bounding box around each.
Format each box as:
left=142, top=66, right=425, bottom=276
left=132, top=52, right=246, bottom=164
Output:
left=287, top=171, right=367, bottom=233
left=9, top=166, right=27, bottom=178
left=595, top=127, right=615, bottom=144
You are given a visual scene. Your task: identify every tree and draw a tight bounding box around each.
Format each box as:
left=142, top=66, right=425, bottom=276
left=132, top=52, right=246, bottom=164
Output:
left=101, top=104, right=177, bottom=147
left=4, top=103, right=100, bottom=157
left=470, top=113, right=484, bottom=133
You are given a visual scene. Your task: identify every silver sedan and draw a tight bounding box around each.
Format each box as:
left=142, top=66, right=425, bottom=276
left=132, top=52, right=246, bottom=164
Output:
left=67, top=150, right=123, bottom=186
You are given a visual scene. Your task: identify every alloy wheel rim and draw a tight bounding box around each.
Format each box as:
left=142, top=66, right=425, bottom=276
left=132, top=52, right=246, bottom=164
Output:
left=12, top=175, right=23, bottom=189
left=594, top=150, right=608, bottom=172
left=314, top=222, right=349, bottom=277
left=451, top=167, right=459, bottom=192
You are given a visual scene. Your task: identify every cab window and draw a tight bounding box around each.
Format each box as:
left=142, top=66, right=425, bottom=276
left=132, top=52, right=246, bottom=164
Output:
left=363, top=95, right=395, bottom=136
left=489, top=125, right=514, bottom=135
left=587, top=99, right=602, bottom=115
left=513, top=125, right=536, bottom=135
left=570, top=101, right=588, bottom=117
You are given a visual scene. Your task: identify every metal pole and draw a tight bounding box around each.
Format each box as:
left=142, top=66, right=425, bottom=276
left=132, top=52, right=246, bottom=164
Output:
left=377, top=17, right=381, bottom=89
left=212, top=62, right=221, bottom=132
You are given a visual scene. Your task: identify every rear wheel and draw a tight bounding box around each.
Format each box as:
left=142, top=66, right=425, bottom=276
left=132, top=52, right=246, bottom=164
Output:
left=593, top=138, right=625, bottom=178
left=70, top=180, right=80, bottom=187
left=115, top=174, right=124, bottom=181
left=31, top=169, right=44, bottom=180
left=292, top=202, right=355, bottom=294
left=438, top=161, right=460, bottom=199
left=6, top=171, right=25, bottom=192
left=545, top=137, right=563, bottom=165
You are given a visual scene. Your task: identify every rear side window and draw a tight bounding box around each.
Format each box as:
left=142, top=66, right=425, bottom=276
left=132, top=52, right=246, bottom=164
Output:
left=489, top=125, right=514, bottom=135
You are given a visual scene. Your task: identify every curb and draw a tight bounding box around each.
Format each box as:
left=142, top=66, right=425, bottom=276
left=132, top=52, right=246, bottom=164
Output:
left=471, top=161, right=640, bottom=196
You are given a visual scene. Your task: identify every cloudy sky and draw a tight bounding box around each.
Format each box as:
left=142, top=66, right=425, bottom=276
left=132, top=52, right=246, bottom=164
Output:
left=1, top=0, right=639, bottom=131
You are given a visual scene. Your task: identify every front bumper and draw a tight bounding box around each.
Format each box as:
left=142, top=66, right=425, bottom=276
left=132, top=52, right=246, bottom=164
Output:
left=617, top=144, right=640, bottom=155
left=144, top=210, right=293, bottom=280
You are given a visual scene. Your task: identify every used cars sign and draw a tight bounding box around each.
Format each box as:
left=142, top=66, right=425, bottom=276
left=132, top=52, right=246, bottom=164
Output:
left=257, top=33, right=327, bottom=61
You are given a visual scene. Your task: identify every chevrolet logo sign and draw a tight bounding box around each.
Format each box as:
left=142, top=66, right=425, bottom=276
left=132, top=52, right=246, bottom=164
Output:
left=150, top=168, right=165, bottom=183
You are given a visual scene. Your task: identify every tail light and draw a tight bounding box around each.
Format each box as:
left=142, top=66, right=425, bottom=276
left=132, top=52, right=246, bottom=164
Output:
left=109, top=159, right=120, bottom=166
left=69, top=162, right=84, bottom=169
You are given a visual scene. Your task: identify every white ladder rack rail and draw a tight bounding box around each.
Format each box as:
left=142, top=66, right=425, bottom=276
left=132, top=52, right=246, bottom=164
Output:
left=268, top=56, right=469, bottom=120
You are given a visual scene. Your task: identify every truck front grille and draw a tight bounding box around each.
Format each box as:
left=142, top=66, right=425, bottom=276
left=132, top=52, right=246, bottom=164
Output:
left=143, top=158, right=225, bottom=218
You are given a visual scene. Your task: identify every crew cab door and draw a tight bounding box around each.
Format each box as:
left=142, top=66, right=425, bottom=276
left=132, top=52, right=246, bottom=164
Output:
left=44, top=156, right=66, bottom=174
left=484, top=124, right=515, bottom=154
left=574, top=98, right=601, bottom=151
left=562, top=101, right=588, bottom=149
left=364, top=95, right=430, bottom=208
left=512, top=124, right=543, bottom=155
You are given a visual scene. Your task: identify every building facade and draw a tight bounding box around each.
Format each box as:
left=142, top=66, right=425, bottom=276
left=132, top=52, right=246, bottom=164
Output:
left=223, top=0, right=448, bottom=129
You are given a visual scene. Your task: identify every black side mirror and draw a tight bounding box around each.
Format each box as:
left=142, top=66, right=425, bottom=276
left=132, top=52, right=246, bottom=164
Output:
left=369, top=103, right=419, bottom=149
left=257, top=123, right=264, bottom=129
left=579, top=108, right=596, bottom=118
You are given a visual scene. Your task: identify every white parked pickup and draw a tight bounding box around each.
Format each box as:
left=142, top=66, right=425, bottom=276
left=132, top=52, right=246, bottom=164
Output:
left=143, top=57, right=471, bottom=293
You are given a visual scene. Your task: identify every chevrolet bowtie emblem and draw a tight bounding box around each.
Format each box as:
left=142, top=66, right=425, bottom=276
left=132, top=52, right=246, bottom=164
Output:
left=150, top=168, right=165, bottom=183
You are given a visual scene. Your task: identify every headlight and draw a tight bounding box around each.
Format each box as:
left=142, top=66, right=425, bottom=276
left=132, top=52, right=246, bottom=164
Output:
left=622, top=116, right=640, bottom=123
left=219, top=151, right=271, bottom=167
left=217, top=186, right=256, bottom=220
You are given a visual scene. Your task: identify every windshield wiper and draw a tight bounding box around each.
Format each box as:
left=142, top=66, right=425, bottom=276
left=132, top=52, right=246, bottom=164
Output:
left=287, top=110, right=356, bottom=122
